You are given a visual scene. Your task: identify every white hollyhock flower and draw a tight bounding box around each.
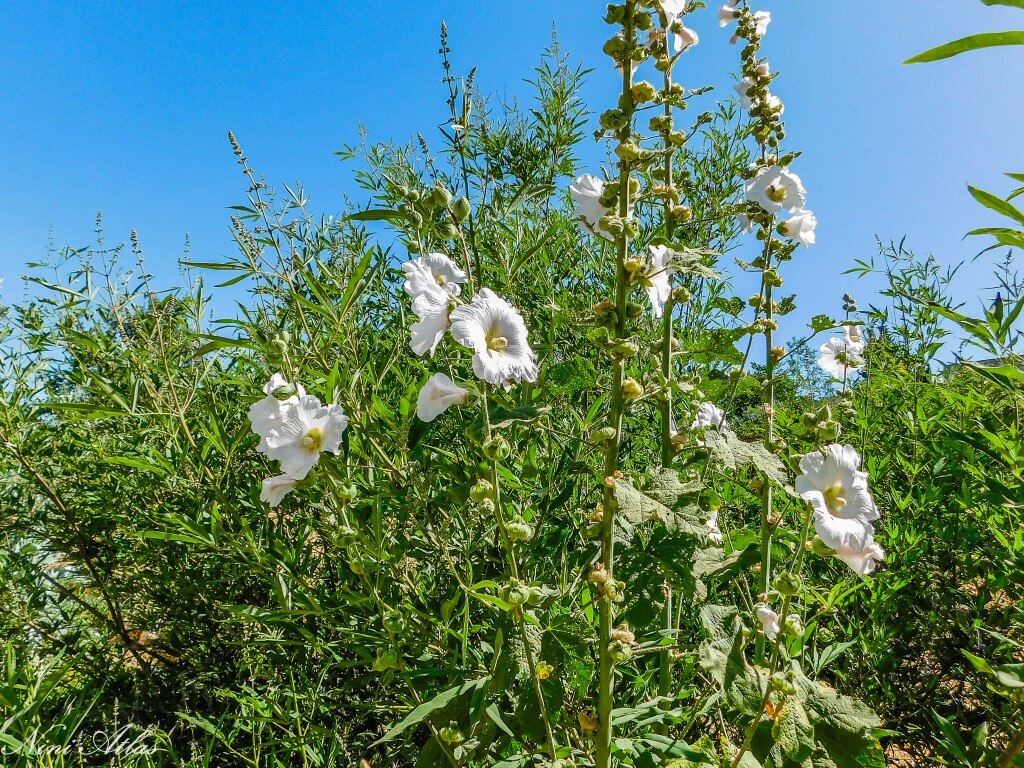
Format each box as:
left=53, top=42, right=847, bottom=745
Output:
left=691, top=401, right=728, bottom=431
left=735, top=77, right=755, bottom=110
left=450, top=288, right=539, bottom=387
left=263, top=395, right=349, bottom=481
left=818, top=326, right=865, bottom=379
left=806, top=493, right=886, bottom=576
left=718, top=4, right=738, bottom=26
left=845, top=324, right=865, bottom=353
left=781, top=209, right=817, bottom=247
left=261, top=475, right=299, bottom=507
left=672, top=23, right=699, bottom=52
left=406, top=261, right=452, bottom=357
left=745, top=166, right=807, bottom=213
left=250, top=374, right=306, bottom=453
left=796, top=444, right=880, bottom=525
left=752, top=10, right=771, bottom=36
left=706, top=509, right=724, bottom=544
left=736, top=213, right=754, bottom=234
left=644, top=245, right=674, bottom=319
left=403, top=252, right=467, bottom=297
left=416, top=373, right=469, bottom=422
left=755, top=605, right=781, bottom=639
left=659, top=0, right=687, bottom=18
left=570, top=174, right=611, bottom=237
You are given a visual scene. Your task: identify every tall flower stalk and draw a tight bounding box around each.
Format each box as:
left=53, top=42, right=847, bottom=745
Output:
left=596, top=2, right=639, bottom=765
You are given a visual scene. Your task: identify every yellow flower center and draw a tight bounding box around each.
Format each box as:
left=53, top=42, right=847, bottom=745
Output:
left=823, top=483, right=847, bottom=513
left=486, top=333, right=509, bottom=352
left=767, top=184, right=787, bottom=203
left=435, top=274, right=447, bottom=286
left=301, top=427, right=323, bottom=452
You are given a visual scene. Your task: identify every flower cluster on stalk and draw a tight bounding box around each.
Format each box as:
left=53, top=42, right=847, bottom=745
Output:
left=248, top=373, right=349, bottom=506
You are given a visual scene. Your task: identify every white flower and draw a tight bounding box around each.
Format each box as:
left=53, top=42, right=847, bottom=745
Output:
left=570, top=174, right=611, bottom=237
left=736, top=213, right=754, bottom=234
left=718, top=4, right=738, bottom=26
left=797, top=444, right=880, bottom=524
left=818, top=326, right=865, bottom=379
left=406, top=261, right=452, bottom=357
left=261, top=475, right=299, bottom=507
left=706, top=509, right=724, bottom=544
left=806, top=492, right=886, bottom=576
left=845, top=324, right=865, bottom=353
left=672, top=23, right=699, bottom=52
left=691, top=401, right=728, bottom=431
left=403, top=253, right=467, bottom=297
left=755, top=605, right=781, bottom=639
left=745, top=166, right=807, bottom=214
left=416, top=373, right=469, bottom=422
left=781, top=209, right=817, bottom=247
left=752, top=10, right=771, bottom=36
left=450, top=288, right=539, bottom=387
left=659, top=0, right=687, bottom=18
left=644, top=245, right=674, bottom=319
left=735, top=77, right=756, bottom=110
left=250, top=374, right=305, bottom=454
left=263, top=395, right=349, bottom=481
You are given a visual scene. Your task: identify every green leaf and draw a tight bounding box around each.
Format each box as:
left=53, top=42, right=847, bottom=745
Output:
left=969, top=185, right=1024, bottom=227
left=982, top=0, right=1024, bottom=8
left=905, top=31, right=1024, bottom=63
left=373, top=677, right=489, bottom=745
left=342, top=208, right=408, bottom=222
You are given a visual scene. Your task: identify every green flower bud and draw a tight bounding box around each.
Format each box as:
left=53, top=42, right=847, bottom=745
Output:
left=349, top=554, right=376, bottom=576
left=783, top=613, right=803, bottom=638
left=407, top=188, right=422, bottom=203
left=506, top=516, right=534, bottom=542
left=649, top=114, right=673, bottom=133
left=621, top=377, right=644, bottom=401
left=772, top=676, right=797, bottom=696
left=614, top=340, right=640, bottom=358
left=479, top=497, right=496, bottom=514
left=583, top=521, right=603, bottom=539
left=373, top=647, right=401, bottom=672
left=633, top=10, right=653, bottom=31
left=615, top=143, right=643, bottom=162
left=382, top=611, right=406, bottom=634
left=482, top=435, right=511, bottom=461
left=773, top=571, right=802, bottom=597
left=626, top=302, right=645, bottom=319
left=671, top=205, right=692, bottom=222
left=470, top=479, right=494, bottom=503
left=590, top=426, right=618, bottom=444
left=604, top=4, right=625, bottom=24
left=630, top=81, right=657, bottom=104
left=504, top=581, right=531, bottom=607
left=807, top=535, right=836, bottom=557
left=609, top=639, right=633, bottom=663
left=600, top=108, right=628, bottom=130
left=432, top=185, right=453, bottom=208
left=438, top=723, right=464, bottom=745
left=452, top=196, right=471, bottom=222
left=672, top=286, right=691, bottom=304
left=338, top=525, right=358, bottom=547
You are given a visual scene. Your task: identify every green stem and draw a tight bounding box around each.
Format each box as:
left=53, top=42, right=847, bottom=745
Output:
left=597, top=5, right=636, bottom=766
left=755, top=247, right=776, bottom=665
left=657, top=26, right=677, bottom=723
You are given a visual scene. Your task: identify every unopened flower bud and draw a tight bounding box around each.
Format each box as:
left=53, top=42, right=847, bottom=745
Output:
left=623, top=257, right=645, bottom=276
left=506, top=516, right=535, bottom=542
left=807, top=535, right=836, bottom=557
left=383, top=611, right=406, bottom=634
left=672, top=286, right=691, bottom=304
left=432, top=185, right=453, bottom=209
left=452, top=196, right=471, bottom=222
left=631, top=81, right=657, bottom=104
left=614, top=340, right=640, bottom=358
left=470, top=479, right=494, bottom=502
left=503, top=580, right=531, bottom=607
left=621, top=377, right=644, bottom=400
left=783, top=613, right=803, bottom=638
left=601, top=108, right=628, bottom=131
left=616, top=142, right=644, bottom=162
left=609, top=624, right=635, bottom=645
left=590, top=426, right=617, bottom=444
left=671, top=205, right=692, bottom=222
left=479, top=498, right=496, bottom=514
left=626, top=301, right=645, bottom=319
left=773, top=571, right=801, bottom=597
left=588, top=563, right=610, bottom=584
left=482, top=435, right=511, bottom=461
left=338, top=525, right=358, bottom=547
left=609, top=639, right=633, bottom=663
left=373, top=647, right=401, bottom=672
left=438, top=723, right=464, bottom=745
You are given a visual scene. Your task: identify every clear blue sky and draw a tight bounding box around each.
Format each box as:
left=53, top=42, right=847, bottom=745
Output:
left=2, top=1, right=1023, bottom=337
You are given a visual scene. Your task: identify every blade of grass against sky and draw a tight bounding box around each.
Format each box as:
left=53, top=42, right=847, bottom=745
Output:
left=0, top=1, right=1022, bottom=338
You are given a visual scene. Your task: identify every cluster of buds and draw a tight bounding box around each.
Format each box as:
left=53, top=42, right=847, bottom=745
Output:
left=395, top=180, right=471, bottom=245
left=608, top=624, right=637, bottom=664
left=583, top=504, right=605, bottom=539
left=500, top=578, right=548, bottom=610
left=506, top=514, right=535, bottom=543
left=588, top=563, right=626, bottom=603
left=471, top=478, right=496, bottom=514
left=799, top=402, right=841, bottom=442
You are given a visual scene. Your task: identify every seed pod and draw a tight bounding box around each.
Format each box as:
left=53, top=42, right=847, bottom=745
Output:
left=452, top=196, right=471, bottom=222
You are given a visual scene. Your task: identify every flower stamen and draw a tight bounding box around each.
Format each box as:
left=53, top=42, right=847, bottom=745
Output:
left=823, top=483, right=847, bottom=512
left=301, top=427, right=324, bottom=452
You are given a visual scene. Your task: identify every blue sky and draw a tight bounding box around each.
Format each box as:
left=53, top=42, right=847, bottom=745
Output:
left=2, top=1, right=1023, bottom=339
